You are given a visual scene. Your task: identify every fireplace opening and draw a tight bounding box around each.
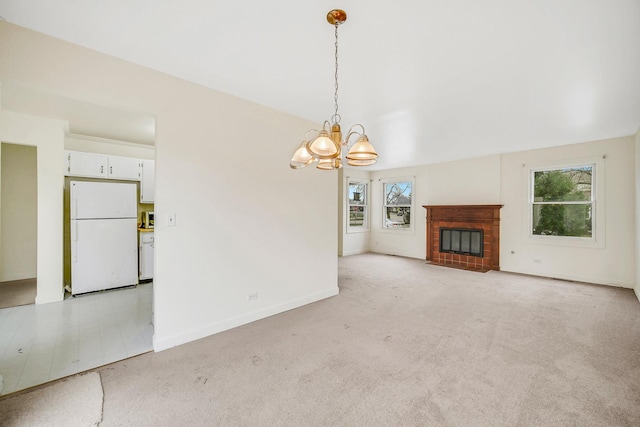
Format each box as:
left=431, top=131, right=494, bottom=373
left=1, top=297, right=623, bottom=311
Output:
left=440, top=228, right=483, bottom=257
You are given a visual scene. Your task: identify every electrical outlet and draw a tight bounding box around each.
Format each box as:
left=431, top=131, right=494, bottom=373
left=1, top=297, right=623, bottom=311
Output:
left=534, top=259, right=542, bottom=264
left=248, top=292, right=258, bottom=301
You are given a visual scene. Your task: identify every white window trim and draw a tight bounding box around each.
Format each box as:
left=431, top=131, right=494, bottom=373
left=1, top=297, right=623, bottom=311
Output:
left=524, top=157, right=605, bottom=248
left=347, top=179, right=369, bottom=233
left=381, top=177, right=415, bottom=233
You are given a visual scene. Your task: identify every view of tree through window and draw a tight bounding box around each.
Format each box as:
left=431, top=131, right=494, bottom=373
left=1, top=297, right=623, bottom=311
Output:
left=531, top=165, right=593, bottom=237
left=348, top=182, right=367, bottom=228
left=383, top=181, right=412, bottom=229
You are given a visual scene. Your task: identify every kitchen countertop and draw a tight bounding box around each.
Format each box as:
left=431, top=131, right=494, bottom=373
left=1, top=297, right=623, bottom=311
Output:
left=138, top=228, right=155, bottom=232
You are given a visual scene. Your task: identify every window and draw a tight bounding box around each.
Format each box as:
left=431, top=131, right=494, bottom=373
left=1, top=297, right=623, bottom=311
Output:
left=348, top=181, right=368, bottom=231
left=530, top=164, right=594, bottom=238
left=383, top=180, right=413, bottom=230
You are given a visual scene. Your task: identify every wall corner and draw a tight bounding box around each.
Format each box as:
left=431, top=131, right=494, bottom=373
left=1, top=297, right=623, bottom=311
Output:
left=635, top=126, right=640, bottom=301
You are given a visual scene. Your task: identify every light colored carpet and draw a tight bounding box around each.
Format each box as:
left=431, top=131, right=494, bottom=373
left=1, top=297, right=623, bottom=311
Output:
left=45, top=254, right=640, bottom=425
left=0, top=279, right=36, bottom=309
left=0, top=372, right=103, bottom=426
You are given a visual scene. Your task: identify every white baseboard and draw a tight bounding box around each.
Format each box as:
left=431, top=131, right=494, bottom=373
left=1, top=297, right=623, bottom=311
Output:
left=153, top=287, right=339, bottom=352
left=341, top=249, right=368, bottom=256
left=498, top=267, right=635, bottom=289
left=0, top=273, right=36, bottom=282
left=369, top=249, right=425, bottom=260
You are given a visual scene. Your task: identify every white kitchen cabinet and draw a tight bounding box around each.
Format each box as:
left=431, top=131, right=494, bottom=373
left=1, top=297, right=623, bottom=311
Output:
left=65, top=151, right=141, bottom=181
left=107, top=155, right=141, bottom=181
left=140, top=159, right=155, bottom=204
left=65, top=150, right=108, bottom=178
left=139, top=231, right=154, bottom=281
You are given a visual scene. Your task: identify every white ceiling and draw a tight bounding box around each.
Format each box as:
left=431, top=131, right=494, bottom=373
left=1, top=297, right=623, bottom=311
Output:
left=1, top=0, right=639, bottom=170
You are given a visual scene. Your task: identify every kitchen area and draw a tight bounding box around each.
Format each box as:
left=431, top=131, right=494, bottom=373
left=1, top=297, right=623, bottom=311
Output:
left=0, top=136, right=157, bottom=395
left=0, top=84, right=159, bottom=395
left=63, top=147, right=155, bottom=295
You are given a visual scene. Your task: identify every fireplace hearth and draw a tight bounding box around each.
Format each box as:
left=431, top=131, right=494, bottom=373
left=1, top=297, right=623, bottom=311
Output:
left=423, top=205, right=503, bottom=272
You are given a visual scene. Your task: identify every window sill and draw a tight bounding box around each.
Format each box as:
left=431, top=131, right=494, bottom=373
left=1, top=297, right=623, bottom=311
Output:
left=381, top=227, right=415, bottom=235
left=347, top=227, right=370, bottom=234
left=527, top=234, right=603, bottom=249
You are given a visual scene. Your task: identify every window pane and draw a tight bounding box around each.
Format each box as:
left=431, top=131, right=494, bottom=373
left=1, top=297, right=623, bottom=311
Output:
left=349, top=206, right=366, bottom=227
left=385, top=182, right=412, bottom=205
left=533, top=166, right=592, bottom=202
left=349, top=183, right=366, bottom=205
left=384, top=207, right=411, bottom=229
left=532, top=204, right=592, bottom=237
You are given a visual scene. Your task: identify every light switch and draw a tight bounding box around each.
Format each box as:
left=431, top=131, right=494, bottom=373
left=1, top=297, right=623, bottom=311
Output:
left=167, top=213, right=176, bottom=227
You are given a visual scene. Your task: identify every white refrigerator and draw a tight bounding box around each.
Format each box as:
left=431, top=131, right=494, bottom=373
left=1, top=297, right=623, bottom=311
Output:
left=70, top=181, right=138, bottom=295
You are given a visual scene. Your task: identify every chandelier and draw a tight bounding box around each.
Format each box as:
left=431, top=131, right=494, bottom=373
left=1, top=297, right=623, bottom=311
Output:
left=290, top=9, right=378, bottom=170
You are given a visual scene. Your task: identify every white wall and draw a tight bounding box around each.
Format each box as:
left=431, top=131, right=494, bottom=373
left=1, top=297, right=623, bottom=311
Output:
left=153, top=102, right=338, bottom=350
left=1, top=143, right=37, bottom=281
left=0, top=22, right=338, bottom=349
left=370, top=156, right=502, bottom=259
left=340, top=168, right=371, bottom=256
left=367, top=141, right=635, bottom=289
left=0, top=111, right=67, bottom=303
left=500, top=137, right=635, bottom=287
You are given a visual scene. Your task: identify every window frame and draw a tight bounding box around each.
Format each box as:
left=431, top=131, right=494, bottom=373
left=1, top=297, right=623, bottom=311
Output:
left=528, top=161, right=597, bottom=243
left=347, top=180, right=369, bottom=233
left=381, top=177, right=414, bottom=233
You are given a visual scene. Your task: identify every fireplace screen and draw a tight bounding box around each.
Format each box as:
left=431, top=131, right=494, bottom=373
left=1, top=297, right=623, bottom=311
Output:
left=440, top=228, right=483, bottom=257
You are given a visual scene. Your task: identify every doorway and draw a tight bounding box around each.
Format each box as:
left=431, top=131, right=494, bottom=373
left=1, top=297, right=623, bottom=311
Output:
left=0, top=143, right=37, bottom=308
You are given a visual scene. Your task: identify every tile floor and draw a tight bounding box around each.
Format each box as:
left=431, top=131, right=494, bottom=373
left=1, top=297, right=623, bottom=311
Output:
left=0, top=283, right=153, bottom=395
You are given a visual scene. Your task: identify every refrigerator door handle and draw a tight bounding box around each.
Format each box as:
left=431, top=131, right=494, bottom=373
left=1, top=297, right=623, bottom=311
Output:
left=72, top=221, right=78, bottom=262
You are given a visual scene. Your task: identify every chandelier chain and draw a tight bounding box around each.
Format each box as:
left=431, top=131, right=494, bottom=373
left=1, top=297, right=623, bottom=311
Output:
left=333, top=24, right=341, bottom=124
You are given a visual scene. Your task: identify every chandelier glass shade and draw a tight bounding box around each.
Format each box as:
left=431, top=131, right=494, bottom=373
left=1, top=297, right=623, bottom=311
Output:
left=346, top=135, right=377, bottom=162
left=289, top=142, right=314, bottom=169
left=289, top=9, right=378, bottom=171
left=307, top=130, right=340, bottom=159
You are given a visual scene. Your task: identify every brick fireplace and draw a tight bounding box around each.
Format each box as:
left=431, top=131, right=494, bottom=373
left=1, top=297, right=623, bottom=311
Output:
left=423, top=205, right=503, bottom=271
